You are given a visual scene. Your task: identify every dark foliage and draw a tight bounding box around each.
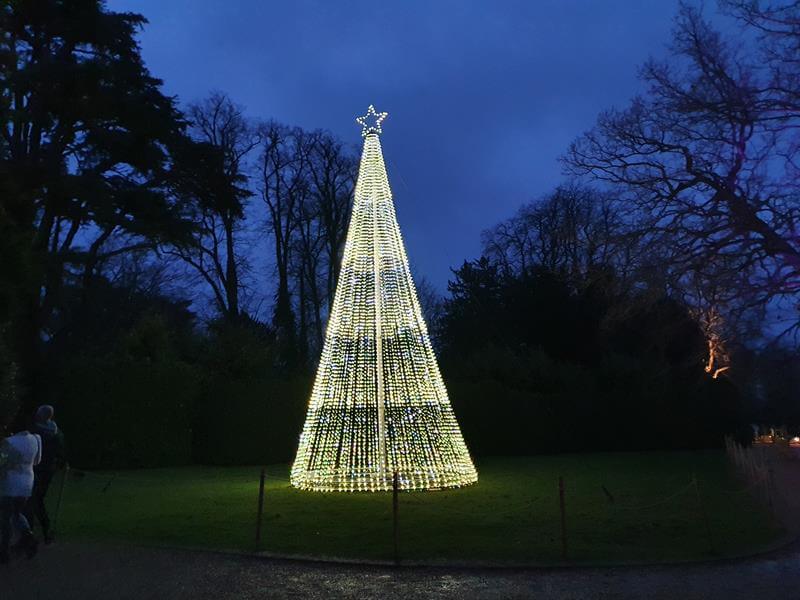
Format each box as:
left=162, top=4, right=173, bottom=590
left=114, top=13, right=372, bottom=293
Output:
left=45, top=276, right=309, bottom=468
left=190, top=317, right=307, bottom=465
left=42, top=272, right=199, bottom=467
left=750, top=348, right=800, bottom=432
left=0, top=0, right=197, bottom=417
left=438, top=259, right=744, bottom=453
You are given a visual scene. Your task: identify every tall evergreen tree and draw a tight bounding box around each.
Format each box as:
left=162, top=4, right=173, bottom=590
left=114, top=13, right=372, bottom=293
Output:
left=0, top=0, right=193, bottom=413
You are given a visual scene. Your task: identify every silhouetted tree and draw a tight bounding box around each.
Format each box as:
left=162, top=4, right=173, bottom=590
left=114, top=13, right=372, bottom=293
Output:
left=292, top=131, right=355, bottom=359
left=0, top=0, right=193, bottom=412
left=257, top=123, right=355, bottom=366
left=258, top=123, right=310, bottom=365
left=482, top=185, right=647, bottom=291
left=306, top=132, right=356, bottom=313
left=169, top=93, right=258, bottom=321
left=564, top=5, right=800, bottom=342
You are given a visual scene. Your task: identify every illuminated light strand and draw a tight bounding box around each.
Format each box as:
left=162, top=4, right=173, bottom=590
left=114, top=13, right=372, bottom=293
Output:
left=290, top=106, right=478, bottom=492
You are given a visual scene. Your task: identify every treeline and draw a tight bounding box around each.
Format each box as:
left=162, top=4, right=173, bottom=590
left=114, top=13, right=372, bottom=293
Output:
left=170, top=94, right=357, bottom=368
left=437, top=186, right=744, bottom=453
left=2, top=1, right=799, bottom=467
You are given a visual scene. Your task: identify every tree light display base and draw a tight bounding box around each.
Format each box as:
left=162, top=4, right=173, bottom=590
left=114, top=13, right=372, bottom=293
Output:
left=293, top=466, right=478, bottom=493
left=290, top=106, right=478, bottom=492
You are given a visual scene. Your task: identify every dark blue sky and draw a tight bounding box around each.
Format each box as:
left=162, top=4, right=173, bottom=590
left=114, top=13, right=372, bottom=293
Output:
left=110, top=0, right=698, bottom=290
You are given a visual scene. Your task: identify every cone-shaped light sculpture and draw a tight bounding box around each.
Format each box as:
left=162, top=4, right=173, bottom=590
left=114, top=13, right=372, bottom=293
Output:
left=290, top=105, right=478, bottom=492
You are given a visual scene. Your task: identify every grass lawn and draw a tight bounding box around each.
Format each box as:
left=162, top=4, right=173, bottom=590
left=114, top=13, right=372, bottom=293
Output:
left=52, top=451, right=784, bottom=565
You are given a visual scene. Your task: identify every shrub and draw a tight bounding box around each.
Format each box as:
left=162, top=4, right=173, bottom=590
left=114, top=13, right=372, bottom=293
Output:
left=191, top=373, right=309, bottom=465
left=56, top=355, right=198, bottom=468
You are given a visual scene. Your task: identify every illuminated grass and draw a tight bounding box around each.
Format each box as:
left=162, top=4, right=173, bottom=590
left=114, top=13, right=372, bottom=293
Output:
left=53, top=452, right=784, bottom=564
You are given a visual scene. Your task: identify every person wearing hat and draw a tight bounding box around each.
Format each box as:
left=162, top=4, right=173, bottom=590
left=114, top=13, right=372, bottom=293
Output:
left=25, top=405, right=65, bottom=544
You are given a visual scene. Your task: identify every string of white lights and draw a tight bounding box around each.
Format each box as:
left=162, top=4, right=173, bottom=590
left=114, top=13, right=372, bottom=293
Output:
left=290, top=106, right=478, bottom=492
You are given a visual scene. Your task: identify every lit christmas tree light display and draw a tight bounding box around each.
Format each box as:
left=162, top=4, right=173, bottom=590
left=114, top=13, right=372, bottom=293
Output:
left=290, top=105, right=478, bottom=492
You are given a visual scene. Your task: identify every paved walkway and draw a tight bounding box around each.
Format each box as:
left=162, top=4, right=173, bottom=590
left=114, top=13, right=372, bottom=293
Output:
left=2, top=540, right=799, bottom=600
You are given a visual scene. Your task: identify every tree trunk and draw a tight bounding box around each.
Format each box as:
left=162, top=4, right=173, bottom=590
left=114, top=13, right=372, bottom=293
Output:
left=223, top=214, right=239, bottom=320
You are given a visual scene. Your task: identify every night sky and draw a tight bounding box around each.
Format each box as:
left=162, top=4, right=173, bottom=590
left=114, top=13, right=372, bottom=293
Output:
left=108, top=0, right=713, bottom=291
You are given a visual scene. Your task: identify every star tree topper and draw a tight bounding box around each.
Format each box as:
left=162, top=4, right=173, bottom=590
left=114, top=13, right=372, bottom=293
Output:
left=356, top=104, right=388, bottom=137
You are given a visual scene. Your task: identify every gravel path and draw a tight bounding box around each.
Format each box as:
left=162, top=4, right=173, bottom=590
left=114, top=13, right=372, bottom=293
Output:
left=2, top=540, right=799, bottom=600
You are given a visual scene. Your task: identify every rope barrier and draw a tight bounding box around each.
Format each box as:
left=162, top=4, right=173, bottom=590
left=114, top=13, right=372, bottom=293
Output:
left=72, top=468, right=752, bottom=502
left=609, top=481, right=695, bottom=511
left=69, top=468, right=292, bottom=485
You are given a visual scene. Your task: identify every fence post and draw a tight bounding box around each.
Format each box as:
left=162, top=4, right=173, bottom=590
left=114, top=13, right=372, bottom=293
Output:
left=692, top=473, right=714, bottom=554
left=558, top=476, right=568, bottom=561
left=392, top=471, right=399, bottom=565
left=255, top=467, right=266, bottom=547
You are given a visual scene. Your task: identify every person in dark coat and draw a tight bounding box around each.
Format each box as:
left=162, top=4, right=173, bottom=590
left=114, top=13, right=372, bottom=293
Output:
left=24, top=405, right=65, bottom=544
